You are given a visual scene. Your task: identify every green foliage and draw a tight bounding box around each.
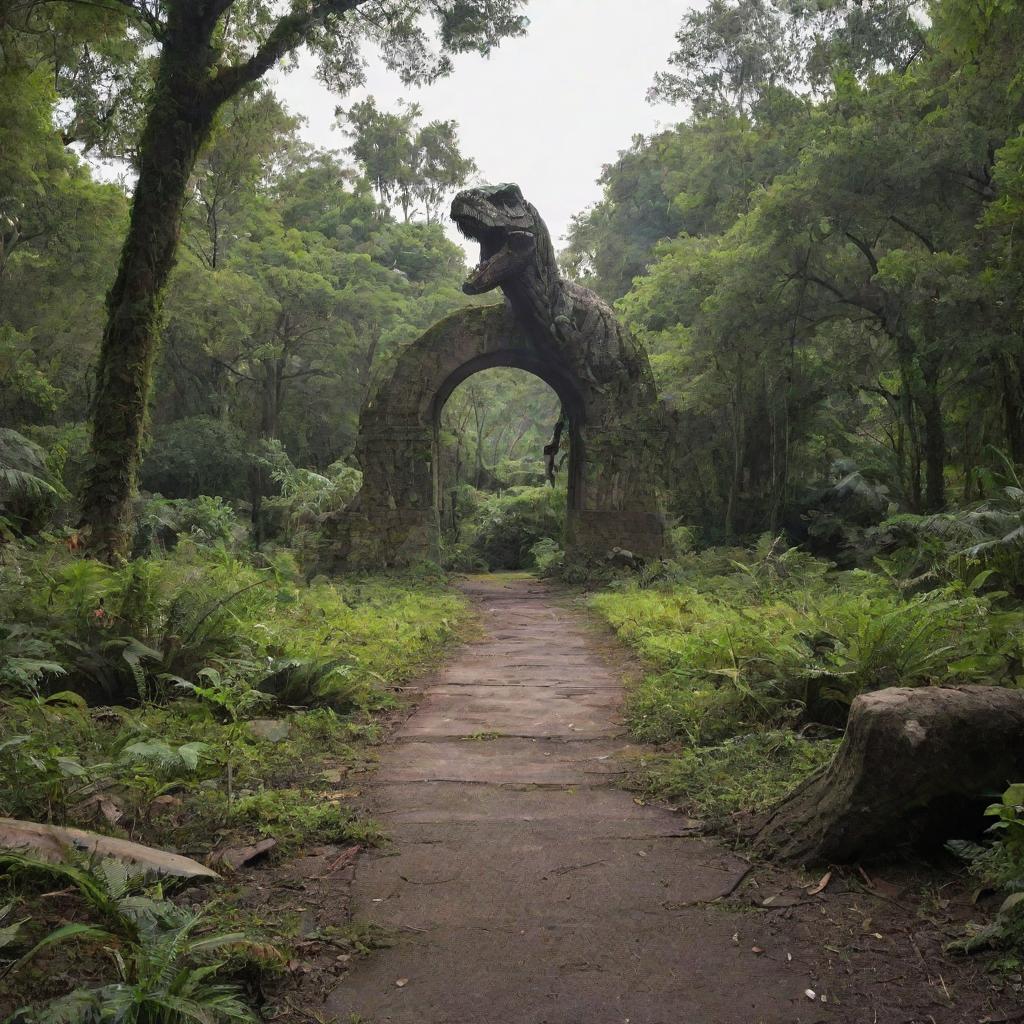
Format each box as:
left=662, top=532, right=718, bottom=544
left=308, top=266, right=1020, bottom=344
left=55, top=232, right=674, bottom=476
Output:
left=0, top=540, right=467, bottom=828
left=529, top=538, right=565, bottom=575
left=341, top=97, right=477, bottom=223
left=564, top=0, right=1024, bottom=541
left=228, top=789, right=385, bottom=852
left=464, top=486, right=565, bottom=570
left=140, top=419, right=252, bottom=502
left=625, top=730, right=838, bottom=821
left=437, top=368, right=562, bottom=510
left=256, top=657, right=365, bottom=714
left=592, top=541, right=1024, bottom=746
left=884, top=459, right=1024, bottom=591
left=948, top=783, right=1024, bottom=956
left=1, top=854, right=258, bottom=1024
left=0, top=428, right=66, bottom=536
left=0, top=540, right=465, bottom=707
left=0, top=625, right=65, bottom=693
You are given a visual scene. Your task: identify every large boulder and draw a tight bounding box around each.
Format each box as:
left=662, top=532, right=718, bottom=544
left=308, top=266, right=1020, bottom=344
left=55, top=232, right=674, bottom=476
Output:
left=754, top=685, right=1024, bottom=864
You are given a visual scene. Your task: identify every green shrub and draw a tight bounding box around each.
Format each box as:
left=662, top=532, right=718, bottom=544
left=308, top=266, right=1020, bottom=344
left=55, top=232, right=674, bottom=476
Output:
left=467, top=485, right=565, bottom=569
left=592, top=542, right=1024, bottom=745
left=133, top=494, right=240, bottom=556
left=0, top=542, right=468, bottom=707
left=529, top=537, right=564, bottom=574
left=229, top=788, right=384, bottom=851
left=949, top=783, right=1024, bottom=956
left=876, top=456, right=1024, bottom=592
left=0, top=428, right=65, bottom=537
left=0, top=854, right=259, bottom=1023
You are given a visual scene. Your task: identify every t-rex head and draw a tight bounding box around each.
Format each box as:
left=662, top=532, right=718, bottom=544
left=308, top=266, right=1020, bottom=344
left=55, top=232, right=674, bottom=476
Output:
left=450, top=183, right=542, bottom=295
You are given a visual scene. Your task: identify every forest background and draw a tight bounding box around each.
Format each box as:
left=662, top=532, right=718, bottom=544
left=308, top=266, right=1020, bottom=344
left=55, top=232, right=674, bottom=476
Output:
left=2, top=0, right=1024, bottom=1016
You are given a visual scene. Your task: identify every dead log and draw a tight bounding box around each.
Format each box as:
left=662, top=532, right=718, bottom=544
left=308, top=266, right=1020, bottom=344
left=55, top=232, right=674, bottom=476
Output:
left=754, top=686, right=1024, bottom=864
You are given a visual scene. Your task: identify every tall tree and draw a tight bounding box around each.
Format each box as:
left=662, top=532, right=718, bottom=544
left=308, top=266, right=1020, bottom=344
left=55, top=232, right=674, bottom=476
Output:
left=341, top=97, right=477, bottom=222
left=5, top=0, right=526, bottom=560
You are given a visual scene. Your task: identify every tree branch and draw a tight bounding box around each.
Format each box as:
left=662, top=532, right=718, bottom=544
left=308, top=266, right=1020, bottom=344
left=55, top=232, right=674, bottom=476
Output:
left=888, top=215, right=936, bottom=254
left=281, top=367, right=336, bottom=381
left=208, top=355, right=258, bottom=383
left=844, top=232, right=878, bottom=275
left=208, top=0, right=368, bottom=103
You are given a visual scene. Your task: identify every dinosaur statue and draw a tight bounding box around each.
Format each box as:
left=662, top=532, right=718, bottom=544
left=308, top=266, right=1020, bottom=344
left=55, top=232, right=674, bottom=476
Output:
left=313, top=183, right=667, bottom=571
left=451, top=183, right=656, bottom=399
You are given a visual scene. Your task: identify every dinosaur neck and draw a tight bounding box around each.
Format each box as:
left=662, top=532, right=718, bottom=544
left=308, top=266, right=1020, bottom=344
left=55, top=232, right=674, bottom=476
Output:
left=499, top=209, right=565, bottom=336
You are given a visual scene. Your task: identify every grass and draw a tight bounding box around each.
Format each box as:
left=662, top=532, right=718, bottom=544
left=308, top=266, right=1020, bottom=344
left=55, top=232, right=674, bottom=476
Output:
left=624, top=731, right=839, bottom=823
left=588, top=538, right=1024, bottom=817
left=0, top=537, right=472, bottom=1020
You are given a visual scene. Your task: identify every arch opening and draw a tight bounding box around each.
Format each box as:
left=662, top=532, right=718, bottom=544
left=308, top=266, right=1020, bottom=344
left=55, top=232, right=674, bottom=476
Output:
left=434, top=366, right=579, bottom=570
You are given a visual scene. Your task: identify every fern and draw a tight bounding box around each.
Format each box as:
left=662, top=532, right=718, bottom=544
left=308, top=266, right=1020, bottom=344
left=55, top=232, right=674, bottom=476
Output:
left=0, top=855, right=259, bottom=1024
left=893, top=459, right=1024, bottom=588
left=256, top=656, right=364, bottom=713
left=0, top=624, right=65, bottom=694
left=118, top=739, right=209, bottom=775
left=0, top=428, right=63, bottom=502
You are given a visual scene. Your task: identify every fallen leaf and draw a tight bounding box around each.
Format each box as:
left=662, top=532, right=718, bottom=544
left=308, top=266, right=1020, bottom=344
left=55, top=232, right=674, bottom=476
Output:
left=211, top=838, right=276, bottom=871
left=395, top=978, right=408, bottom=988
left=806, top=871, right=831, bottom=896
left=150, top=795, right=182, bottom=811
left=79, top=795, right=124, bottom=825
left=0, top=817, right=218, bottom=880
left=866, top=875, right=903, bottom=900
left=761, top=893, right=804, bottom=908
left=327, top=845, right=361, bottom=872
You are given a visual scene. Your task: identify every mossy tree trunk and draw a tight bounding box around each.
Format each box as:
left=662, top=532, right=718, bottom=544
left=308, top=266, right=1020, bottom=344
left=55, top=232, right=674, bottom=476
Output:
left=79, top=0, right=365, bottom=561
left=80, top=18, right=219, bottom=560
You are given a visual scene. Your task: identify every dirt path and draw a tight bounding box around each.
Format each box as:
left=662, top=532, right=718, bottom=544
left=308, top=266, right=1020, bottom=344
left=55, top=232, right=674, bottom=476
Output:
left=322, top=577, right=1009, bottom=1024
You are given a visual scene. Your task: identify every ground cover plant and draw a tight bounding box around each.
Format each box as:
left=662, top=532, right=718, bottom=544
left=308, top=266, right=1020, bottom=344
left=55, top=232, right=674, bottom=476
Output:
left=591, top=536, right=1024, bottom=820
left=0, top=537, right=469, bottom=1019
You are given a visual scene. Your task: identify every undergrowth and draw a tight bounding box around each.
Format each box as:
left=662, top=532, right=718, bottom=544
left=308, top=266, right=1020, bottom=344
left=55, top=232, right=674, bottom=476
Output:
left=625, top=731, right=839, bottom=823
left=590, top=536, right=1024, bottom=823
left=0, top=537, right=469, bottom=1020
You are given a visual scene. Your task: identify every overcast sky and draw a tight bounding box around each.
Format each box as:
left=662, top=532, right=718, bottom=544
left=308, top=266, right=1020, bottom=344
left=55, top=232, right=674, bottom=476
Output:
left=271, top=0, right=698, bottom=255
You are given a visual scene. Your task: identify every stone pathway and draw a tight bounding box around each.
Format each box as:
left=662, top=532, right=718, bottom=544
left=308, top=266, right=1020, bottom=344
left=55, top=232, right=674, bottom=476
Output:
left=324, top=577, right=827, bottom=1024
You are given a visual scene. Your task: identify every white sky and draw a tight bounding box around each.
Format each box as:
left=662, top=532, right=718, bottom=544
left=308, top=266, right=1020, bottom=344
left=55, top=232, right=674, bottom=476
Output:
left=271, top=0, right=697, bottom=254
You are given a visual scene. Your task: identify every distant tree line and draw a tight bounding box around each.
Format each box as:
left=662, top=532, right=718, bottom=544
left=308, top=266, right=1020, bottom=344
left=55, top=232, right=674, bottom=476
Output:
left=564, top=0, right=1024, bottom=539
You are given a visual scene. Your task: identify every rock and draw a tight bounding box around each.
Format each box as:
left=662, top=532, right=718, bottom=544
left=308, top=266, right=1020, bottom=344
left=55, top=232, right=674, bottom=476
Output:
left=247, top=719, right=292, bottom=743
left=0, top=817, right=220, bottom=881
left=754, top=686, right=1024, bottom=864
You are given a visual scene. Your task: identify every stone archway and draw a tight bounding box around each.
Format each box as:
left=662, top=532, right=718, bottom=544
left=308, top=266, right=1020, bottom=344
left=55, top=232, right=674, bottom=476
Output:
left=317, top=184, right=667, bottom=571
left=318, top=304, right=666, bottom=571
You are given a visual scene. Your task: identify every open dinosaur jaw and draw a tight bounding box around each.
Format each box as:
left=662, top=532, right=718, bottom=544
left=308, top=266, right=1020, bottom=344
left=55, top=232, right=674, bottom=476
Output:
left=454, top=214, right=506, bottom=294
left=454, top=215, right=536, bottom=295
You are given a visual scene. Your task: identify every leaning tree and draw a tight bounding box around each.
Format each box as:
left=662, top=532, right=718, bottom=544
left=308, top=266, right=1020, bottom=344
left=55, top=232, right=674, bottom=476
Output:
left=4, top=0, right=527, bottom=560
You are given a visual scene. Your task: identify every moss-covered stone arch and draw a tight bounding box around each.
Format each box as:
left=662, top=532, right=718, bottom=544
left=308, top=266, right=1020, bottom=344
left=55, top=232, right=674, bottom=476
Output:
left=318, top=302, right=666, bottom=570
